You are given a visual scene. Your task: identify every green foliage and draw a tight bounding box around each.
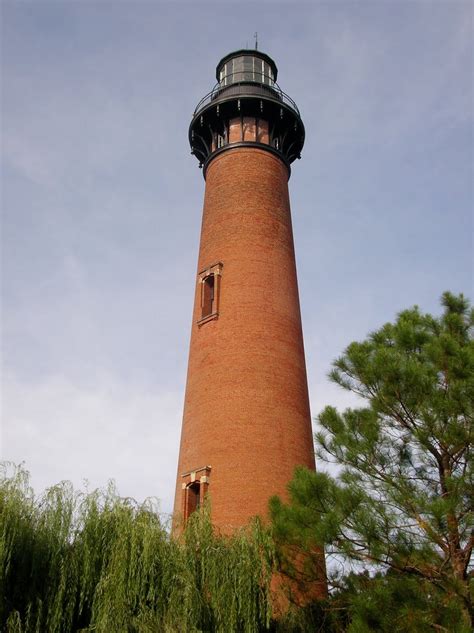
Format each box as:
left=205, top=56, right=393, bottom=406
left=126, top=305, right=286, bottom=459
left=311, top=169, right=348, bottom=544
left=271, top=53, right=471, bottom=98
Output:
left=271, top=292, right=474, bottom=630
left=0, top=463, right=274, bottom=632
left=4, top=292, right=473, bottom=631
left=324, top=570, right=470, bottom=633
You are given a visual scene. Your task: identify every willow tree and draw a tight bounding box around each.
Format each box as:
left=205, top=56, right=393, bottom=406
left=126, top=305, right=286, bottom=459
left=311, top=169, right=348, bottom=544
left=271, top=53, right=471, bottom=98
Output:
left=1, top=464, right=275, bottom=632
left=271, top=292, right=473, bottom=631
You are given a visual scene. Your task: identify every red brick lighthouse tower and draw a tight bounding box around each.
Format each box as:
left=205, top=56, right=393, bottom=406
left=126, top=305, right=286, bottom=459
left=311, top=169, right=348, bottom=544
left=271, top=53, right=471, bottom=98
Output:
left=174, top=49, right=315, bottom=531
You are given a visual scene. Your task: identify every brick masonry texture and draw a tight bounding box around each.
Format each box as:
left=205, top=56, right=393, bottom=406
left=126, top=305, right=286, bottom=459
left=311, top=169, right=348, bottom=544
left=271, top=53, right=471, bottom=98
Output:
left=173, top=147, right=316, bottom=532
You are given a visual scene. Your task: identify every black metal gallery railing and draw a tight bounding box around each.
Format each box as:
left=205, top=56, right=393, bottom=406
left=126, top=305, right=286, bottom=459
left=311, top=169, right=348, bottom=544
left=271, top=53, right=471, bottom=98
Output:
left=193, top=74, right=300, bottom=118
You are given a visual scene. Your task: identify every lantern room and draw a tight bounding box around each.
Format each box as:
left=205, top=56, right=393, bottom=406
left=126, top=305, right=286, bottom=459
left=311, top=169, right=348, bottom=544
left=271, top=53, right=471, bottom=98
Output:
left=216, top=50, right=278, bottom=87
left=189, top=49, right=305, bottom=177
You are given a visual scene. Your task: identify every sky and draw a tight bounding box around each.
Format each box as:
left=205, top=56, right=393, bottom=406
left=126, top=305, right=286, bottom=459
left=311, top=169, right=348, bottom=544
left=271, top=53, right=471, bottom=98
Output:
left=1, top=1, right=473, bottom=518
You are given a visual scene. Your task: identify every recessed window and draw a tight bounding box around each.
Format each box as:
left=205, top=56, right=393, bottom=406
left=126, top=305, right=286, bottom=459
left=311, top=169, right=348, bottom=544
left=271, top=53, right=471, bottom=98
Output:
left=180, top=466, right=211, bottom=524
left=197, top=262, right=223, bottom=325
left=186, top=482, right=200, bottom=517
left=202, top=274, right=215, bottom=319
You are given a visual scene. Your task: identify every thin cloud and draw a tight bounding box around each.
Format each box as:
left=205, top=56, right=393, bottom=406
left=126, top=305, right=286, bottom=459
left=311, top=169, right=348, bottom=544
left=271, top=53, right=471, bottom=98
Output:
left=2, top=373, right=182, bottom=514
left=2, top=2, right=472, bottom=507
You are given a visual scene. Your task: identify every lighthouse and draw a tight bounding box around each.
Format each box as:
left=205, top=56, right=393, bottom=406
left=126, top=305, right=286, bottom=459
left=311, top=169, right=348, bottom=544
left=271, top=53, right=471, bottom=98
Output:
left=173, top=49, right=315, bottom=532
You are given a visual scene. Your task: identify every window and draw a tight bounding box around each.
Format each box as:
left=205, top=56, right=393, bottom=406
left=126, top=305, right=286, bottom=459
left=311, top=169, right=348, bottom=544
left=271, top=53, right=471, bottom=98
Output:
left=242, top=56, right=253, bottom=82
left=187, top=482, right=200, bottom=516
left=219, top=56, right=274, bottom=86
left=180, top=466, right=211, bottom=524
left=233, top=56, right=244, bottom=82
left=262, top=60, right=274, bottom=85
left=197, top=262, right=223, bottom=325
left=202, top=274, right=215, bottom=319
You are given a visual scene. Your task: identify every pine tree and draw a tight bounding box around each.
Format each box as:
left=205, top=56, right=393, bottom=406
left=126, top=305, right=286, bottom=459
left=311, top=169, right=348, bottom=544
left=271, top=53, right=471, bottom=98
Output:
left=271, top=292, right=473, bottom=631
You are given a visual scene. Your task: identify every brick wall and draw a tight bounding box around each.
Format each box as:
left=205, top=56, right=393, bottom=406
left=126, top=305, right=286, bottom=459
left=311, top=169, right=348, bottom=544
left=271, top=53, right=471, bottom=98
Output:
left=173, top=147, right=316, bottom=532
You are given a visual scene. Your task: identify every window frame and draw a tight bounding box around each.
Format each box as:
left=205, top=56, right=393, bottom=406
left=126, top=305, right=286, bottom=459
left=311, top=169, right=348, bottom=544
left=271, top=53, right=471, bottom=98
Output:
left=180, top=466, right=211, bottom=523
left=197, top=262, right=223, bottom=326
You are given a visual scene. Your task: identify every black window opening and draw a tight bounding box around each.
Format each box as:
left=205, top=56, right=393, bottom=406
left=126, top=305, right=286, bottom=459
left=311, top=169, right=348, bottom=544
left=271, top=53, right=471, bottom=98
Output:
left=202, top=274, right=215, bottom=319
left=187, top=482, right=201, bottom=517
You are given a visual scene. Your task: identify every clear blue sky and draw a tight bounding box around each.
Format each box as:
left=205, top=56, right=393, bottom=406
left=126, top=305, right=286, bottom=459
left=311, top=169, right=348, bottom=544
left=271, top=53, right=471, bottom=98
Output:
left=2, top=1, right=472, bottom=516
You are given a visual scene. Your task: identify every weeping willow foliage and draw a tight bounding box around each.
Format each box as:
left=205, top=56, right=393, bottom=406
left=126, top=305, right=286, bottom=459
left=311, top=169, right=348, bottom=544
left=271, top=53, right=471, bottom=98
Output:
left=0, top=463, right=275, bottom=633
